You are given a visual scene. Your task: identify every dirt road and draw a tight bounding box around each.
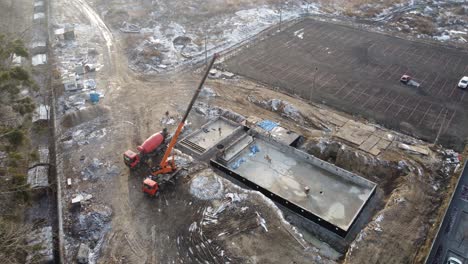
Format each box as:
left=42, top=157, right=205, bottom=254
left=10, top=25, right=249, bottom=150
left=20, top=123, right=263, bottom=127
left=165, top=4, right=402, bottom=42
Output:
left=48, top=0, right=463, bottom=263
left=50, top=0, right=325, bottom=262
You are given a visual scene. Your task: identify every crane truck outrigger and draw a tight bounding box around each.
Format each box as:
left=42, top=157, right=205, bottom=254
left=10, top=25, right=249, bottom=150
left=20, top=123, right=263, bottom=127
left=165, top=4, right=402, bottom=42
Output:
left=123, top=54, right=219, bottom=197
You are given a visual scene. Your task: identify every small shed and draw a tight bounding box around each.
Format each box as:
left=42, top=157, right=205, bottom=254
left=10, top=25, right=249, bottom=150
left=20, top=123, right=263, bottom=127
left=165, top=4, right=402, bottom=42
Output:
left=32, top=104, right=50, bottom=123
left=54, top=25, right=75, bottom=41
left=64, top=78, right=81, bottom=92
left=12, top=54, right=23, bottom=66
left=27, top=166, right=49, bottom=189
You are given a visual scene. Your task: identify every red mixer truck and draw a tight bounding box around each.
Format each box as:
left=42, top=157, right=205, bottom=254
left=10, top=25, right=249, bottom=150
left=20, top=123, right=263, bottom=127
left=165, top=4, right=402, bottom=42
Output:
left=123, top=129, right=167, bottom=169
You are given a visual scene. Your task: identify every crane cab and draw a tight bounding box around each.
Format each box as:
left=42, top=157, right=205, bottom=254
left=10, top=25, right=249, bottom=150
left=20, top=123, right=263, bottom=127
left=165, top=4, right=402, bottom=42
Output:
left=123, top=150, right=139, bottom=168
left=142, top=178, right=159, bottom=196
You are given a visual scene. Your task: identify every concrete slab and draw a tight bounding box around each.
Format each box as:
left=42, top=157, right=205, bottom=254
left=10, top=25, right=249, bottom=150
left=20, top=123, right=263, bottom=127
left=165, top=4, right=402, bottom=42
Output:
left=269, top=126, right=301, bottom=146
left=222, top=134, right=376, bottom=234
left=178, top=117, right=245, bottom=160
left=181, top=117, right=240, bottom=153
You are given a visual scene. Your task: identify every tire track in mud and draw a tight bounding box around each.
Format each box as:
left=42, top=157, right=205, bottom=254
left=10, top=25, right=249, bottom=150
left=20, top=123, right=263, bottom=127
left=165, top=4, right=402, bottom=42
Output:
left=124, top=232, right=147, bottom=262
left=105, top=230, right=148, bottom=263
left=70, top=0, right=113, bottom=54
left=149, top=225, right=157, bottom=264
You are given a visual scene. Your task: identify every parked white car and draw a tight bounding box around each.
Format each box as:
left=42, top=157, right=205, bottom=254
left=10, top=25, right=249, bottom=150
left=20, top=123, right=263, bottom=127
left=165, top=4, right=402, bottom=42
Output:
left=458, top=76, right=468, bottom=89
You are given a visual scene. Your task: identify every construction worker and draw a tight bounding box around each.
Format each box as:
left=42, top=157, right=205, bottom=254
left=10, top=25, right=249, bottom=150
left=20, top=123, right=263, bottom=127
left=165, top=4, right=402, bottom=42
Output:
left=146, top=157, right=153, bottom=168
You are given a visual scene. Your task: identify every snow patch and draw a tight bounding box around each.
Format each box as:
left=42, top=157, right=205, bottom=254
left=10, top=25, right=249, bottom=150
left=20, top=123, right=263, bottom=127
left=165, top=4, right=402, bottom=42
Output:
left=190, top=173, right=224, bottom=200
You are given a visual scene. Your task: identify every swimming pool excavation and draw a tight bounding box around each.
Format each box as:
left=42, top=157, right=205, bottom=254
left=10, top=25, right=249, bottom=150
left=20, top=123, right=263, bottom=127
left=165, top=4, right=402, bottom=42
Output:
left=179, top=117, right=377, bottom=237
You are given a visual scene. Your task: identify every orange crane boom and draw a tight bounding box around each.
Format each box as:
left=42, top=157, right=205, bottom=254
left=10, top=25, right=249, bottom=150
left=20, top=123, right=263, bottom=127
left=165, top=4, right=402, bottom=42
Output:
left=151, top=54, right=218, bottom=176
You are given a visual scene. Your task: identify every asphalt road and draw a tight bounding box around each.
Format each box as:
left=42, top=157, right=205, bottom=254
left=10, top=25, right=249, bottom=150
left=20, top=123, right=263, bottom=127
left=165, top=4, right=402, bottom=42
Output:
left=426, top=162, right=468, bottom=264
left=224, top=18, right=468, bottom=150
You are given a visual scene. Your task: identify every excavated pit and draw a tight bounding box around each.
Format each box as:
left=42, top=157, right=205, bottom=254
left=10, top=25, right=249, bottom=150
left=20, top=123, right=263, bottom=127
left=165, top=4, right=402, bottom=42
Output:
left=212, top=133, right=376, bottom=237
left=179, top=117, right=378, bottom=238
left=178, top=117, right=244, bottom=159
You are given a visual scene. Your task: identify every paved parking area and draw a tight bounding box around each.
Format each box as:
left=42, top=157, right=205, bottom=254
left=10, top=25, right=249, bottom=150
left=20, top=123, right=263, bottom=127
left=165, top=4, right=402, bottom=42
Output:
left=224, top=19, right=468, bottom=148
left=427, top=164, right=468, bottom=264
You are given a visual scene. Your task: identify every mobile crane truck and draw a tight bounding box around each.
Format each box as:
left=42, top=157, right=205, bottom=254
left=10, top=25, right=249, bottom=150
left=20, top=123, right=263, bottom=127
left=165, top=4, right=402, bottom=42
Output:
left=123, top=54, right=219, bottom=197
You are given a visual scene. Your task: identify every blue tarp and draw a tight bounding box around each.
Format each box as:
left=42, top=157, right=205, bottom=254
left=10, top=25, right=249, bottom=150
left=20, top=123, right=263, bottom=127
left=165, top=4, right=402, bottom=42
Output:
left=248, top=145, right=260, bottom=156
left=257, top=120, right=279, bottom=132
left=89, top=92, right=100, bottom=103
left=231, top=158, right=246, bottom=170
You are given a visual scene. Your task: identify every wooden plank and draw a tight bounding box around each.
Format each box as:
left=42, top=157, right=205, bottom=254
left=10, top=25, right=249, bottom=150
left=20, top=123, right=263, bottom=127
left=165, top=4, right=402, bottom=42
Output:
left=369, top=139, right=392, bottom=156
left=359, top=135, right=380, bottom=152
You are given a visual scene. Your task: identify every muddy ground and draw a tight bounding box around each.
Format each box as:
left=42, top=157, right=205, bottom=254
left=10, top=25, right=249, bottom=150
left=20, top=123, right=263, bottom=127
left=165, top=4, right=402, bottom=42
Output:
left=50, top=0, right=325, bottom=262
left=44, top=0, right=466, bottom=263
left=83, top=0, right=468, bottom=73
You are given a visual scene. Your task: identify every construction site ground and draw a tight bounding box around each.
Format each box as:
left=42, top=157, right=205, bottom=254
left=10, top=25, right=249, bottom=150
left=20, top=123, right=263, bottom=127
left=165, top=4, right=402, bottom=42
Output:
left=223, top=18, right=468, bottom=150
left=45, top=0, right=466, bottom=263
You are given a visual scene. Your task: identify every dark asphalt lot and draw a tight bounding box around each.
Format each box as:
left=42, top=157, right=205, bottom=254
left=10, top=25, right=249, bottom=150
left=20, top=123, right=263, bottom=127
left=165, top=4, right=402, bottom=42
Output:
left=224, top=18, right=468, bottom=150
left=426, top=162, right=468, bottom=264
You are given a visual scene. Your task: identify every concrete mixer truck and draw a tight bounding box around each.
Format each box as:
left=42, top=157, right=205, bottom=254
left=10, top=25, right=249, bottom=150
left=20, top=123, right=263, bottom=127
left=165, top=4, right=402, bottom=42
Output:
left=123, top=129, right=168, bottom=169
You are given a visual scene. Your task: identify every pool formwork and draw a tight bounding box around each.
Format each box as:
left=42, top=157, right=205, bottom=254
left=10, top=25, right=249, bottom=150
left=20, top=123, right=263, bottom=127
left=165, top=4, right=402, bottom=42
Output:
left=212, top=132, right=376, bottom=237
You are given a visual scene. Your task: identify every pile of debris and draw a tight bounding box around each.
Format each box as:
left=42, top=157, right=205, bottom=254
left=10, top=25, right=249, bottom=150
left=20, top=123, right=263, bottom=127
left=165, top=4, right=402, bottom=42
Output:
left=378, top=1, right=468, bottom=43
left=53, top=24, right=105, bottom=115
left=67, top=204, right=113, bottom=264
left=194, top=102, right=246, bottom=123
left=120, top=21, right=140, bottom=33
left=248, top=96, right=326, bottom=130
left=120, top=3, right=322, bottom=73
